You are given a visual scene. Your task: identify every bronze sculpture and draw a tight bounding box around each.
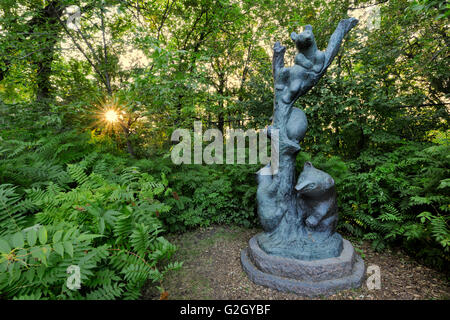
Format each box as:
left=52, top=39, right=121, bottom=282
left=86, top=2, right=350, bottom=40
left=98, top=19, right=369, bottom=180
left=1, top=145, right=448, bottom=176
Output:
left=242, top=18, right=366, bottom=296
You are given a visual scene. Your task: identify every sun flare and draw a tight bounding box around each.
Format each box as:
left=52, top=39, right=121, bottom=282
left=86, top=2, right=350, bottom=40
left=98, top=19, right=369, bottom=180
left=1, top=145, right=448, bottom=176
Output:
left=105, top=109, right=119, bottom=123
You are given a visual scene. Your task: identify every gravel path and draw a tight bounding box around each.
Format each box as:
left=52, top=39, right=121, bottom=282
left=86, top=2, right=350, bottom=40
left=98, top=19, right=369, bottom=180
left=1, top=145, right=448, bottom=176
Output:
left=142, top=225, right=449, bottom=300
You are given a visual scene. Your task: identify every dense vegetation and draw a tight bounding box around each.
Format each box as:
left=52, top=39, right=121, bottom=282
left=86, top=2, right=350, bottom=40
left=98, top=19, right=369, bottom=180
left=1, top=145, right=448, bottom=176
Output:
left=0, top=0, right=448, bottom=299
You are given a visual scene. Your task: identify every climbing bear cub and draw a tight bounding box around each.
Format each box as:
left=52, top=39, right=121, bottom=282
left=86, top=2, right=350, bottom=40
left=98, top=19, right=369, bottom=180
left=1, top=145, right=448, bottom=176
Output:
left=276, top=25, right=326, bottom=104
left=290, top=24, right=325, bottom=73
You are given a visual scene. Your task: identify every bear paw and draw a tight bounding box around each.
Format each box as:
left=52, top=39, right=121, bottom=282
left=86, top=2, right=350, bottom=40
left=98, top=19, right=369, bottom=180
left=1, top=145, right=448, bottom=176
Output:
left=306, top=216, right=319, bottom=228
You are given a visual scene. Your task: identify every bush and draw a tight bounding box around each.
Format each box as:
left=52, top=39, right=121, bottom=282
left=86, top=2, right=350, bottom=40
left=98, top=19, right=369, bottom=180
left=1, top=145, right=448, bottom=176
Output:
left=0, top=132, right=181, bottom=299
left=337, top=140, right=449, bottom=269
left=134, top=156, right=259, bottom=233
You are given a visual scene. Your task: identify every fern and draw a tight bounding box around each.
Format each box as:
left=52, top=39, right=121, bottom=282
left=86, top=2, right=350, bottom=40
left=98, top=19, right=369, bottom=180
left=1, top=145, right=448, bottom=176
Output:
left=67, top=164, right=90, bottom=186
left=0, top=149, right=181, bottom=300
left=0, top=184, right=31, bottom=236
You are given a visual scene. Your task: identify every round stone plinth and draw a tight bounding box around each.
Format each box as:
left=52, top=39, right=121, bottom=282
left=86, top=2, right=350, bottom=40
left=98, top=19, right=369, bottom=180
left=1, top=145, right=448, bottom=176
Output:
left=250, top=236, right=355, bottom=282
left=240, top=234, right=365, bottom=297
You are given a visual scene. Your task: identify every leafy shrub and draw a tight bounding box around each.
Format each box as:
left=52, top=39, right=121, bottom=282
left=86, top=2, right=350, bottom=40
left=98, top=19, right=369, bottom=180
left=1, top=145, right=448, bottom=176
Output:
left=134, top=156, right=259, bottom=233
left=0, top=133, right=181, bottom=299
left=338, top=141, right=449, bottom=269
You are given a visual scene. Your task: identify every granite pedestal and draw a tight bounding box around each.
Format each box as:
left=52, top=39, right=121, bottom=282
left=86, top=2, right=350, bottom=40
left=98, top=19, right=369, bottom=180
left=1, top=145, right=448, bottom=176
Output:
left=241, top=234, right=365, bottom=297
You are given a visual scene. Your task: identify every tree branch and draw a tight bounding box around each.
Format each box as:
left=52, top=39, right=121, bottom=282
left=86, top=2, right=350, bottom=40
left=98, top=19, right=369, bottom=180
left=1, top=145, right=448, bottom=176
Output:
left=57, top=17, right=109, bottom=90
left=100, top=2, right=112, bottom=95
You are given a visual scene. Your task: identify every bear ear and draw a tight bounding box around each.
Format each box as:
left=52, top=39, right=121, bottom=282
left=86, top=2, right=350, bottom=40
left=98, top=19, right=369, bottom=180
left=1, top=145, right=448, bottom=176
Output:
left=303, top=25, right=313, bottom=31
left=290, top=31, right=298, bottom=42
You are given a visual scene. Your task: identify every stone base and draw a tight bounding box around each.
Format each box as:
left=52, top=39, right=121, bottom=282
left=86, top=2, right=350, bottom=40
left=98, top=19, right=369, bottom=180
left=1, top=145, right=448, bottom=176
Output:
left=240, top=234, right=365, bottom=297
left=257, top=231, right=344, bottom=261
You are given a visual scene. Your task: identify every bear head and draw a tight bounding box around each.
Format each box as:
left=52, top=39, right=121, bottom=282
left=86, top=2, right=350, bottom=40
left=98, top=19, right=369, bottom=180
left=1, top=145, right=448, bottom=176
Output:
left=295, top=161, right=335, bottom=198
left=291, top=25, right=316, bottom=52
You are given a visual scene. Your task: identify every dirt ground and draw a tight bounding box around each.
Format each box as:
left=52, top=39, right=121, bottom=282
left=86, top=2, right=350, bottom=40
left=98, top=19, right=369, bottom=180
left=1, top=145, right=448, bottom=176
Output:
left=142, top=225, right=450, bottom=300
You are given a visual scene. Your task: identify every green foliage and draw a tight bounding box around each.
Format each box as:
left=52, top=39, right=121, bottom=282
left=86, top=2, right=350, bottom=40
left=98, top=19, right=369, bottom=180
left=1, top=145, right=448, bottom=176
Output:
left=0, top=133, right=181, bottom=300
left=0, top=0, right=448, bottom=289
left=410, top=0, right=450, bottom=19
left=0, top=184, right=34, bottom=237
left=338, top=141, right=449, bottom=269
left=134, top=156, right=259, bottom=232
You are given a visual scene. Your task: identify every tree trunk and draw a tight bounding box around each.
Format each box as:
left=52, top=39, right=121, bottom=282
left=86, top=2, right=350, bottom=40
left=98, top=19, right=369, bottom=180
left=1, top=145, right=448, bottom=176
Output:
left=35, top=1, right=62, bottom=102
